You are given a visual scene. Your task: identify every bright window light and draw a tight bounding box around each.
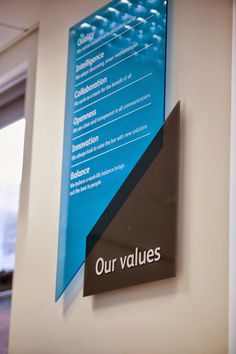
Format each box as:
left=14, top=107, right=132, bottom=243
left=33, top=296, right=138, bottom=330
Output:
left=0, top=119, right=25, bottom=272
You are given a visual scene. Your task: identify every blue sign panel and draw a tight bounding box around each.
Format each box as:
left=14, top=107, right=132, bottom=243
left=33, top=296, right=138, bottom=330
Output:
left=56, top=0, right=168, bottom=300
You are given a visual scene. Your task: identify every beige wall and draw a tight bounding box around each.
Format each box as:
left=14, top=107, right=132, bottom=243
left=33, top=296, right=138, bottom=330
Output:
left=9, top=0, right=232, bottom=353
left=229, top=0, right=236, bottom=353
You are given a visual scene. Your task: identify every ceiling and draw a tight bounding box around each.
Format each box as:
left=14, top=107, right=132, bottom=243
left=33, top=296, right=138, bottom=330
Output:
left=0, top=0, right=41, bottom=51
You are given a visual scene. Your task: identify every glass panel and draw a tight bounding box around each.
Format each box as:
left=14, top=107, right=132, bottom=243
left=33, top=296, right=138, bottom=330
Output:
left=56, top=0, right=168, bottom=300
left=0, top=119, right=25, bottom=273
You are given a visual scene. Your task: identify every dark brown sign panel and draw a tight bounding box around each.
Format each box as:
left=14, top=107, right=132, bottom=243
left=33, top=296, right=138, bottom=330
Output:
left=83, top=102, right=180, bottom=296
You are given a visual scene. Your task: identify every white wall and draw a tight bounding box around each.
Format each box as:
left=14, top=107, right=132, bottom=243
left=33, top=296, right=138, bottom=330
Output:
left=9, top=1, right=232, bottom=354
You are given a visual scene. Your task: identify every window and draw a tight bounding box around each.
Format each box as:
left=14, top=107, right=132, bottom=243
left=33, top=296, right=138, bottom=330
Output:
left=0, top=78, right=25, bottom=292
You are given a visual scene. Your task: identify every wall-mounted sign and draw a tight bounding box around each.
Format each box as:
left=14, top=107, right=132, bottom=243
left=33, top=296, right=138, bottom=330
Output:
left=56, top=0, right=177, bottom=300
